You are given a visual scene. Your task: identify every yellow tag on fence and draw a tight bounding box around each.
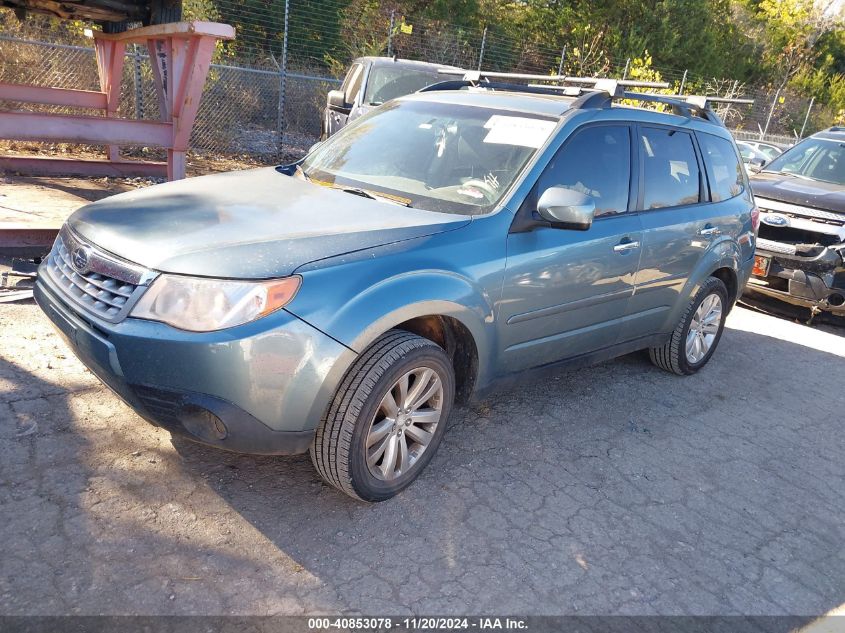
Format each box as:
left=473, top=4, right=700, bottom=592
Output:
left=400, top=21, right=413, bottom=34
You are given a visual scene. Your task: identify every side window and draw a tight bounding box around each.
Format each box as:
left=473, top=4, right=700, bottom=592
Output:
left=342, top=63, right=364, bottom=105
left=538, top=125, right=631, bottom=217
left=639, top=128, right=701, bottom=210
left=698, top=133, right=745, bottom=202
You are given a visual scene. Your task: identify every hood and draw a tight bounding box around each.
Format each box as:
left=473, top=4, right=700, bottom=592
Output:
left=750, top=171, right=845, bottom=214
left=68, top=167, right=471, bottom=279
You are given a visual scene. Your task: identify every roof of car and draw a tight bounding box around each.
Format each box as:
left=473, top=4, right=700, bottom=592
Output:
left=354, top=57, right=461, bottom=71
left=813, top=127, right=845, bottom=141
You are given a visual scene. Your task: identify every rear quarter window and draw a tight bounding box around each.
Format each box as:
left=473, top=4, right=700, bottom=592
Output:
left=698, top=133, right=745, bottom=202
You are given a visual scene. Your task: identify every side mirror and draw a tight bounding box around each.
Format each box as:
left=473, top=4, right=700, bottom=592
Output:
left=327, top=89, right=349, bottom=110
left=537, top=187, right=596, bottom=230
left=748, top=157, right=766, bottom=172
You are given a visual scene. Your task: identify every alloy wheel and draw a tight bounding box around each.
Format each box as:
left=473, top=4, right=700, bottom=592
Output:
left=685, top=293, right=723, bottom=364
left=365, top=366, right=444, bottom=481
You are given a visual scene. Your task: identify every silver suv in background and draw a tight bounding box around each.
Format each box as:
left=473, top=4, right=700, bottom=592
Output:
left=322, top=57, right=459, bottom=138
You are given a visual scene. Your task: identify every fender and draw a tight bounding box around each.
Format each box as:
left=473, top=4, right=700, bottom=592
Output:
left=290, top=270, right=497, bottom=388
left=286, top=220, right=509, bottom=396
left=665, top=235, right=742, bottom=331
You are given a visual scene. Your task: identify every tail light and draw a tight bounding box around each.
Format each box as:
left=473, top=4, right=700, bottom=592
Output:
left=750, top=205, right=760, bottom=234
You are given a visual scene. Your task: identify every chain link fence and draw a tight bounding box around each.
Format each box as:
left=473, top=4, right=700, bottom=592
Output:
left=0, top=4, right=835, bottom=169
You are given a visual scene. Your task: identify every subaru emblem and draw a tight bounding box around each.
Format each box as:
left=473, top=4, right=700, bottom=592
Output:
left=71, top=247, right=90, bottom=273
left=761, top=214, right=788, bottom=227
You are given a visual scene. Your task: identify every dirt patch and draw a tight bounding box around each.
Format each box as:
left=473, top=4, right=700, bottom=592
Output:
left=0, top=147, right=271, bottom=228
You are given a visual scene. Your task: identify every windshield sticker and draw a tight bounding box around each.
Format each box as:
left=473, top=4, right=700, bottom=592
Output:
left=483, top=115, right=556, bottom=148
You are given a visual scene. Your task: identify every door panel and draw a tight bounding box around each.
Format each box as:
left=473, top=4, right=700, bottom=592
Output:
left=620, top=125, right=711, bottom=341
left=623, top=205, right=718, bottom=340
left=499, top=215, right=642, bottom=372
left=498, top=123, right=641, bottom=372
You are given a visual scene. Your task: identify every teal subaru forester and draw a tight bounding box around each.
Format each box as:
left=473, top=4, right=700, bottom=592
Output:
left=36, top=76, right=757, bottom=501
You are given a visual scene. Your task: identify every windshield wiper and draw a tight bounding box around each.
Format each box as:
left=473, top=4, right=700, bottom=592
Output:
left=332, top=184, right=411, bottom=206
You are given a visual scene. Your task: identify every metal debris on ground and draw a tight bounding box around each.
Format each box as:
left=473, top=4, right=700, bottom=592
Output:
left=0, top=289, right=34, bottom=303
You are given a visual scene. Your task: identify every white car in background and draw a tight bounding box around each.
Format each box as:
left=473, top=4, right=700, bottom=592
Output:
left=740, top=140, right=785, bottom=161
left=737, top=140, right=777, bottom=173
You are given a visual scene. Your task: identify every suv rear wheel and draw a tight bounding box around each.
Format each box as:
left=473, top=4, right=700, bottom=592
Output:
left=311, top=330, right=455, bottom=501
left=649, top=276, right=728, bottom=375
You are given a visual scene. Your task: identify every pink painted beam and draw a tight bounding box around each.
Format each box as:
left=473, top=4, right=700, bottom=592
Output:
left=0, top=82, right=107, bottom=110
left=0, top=227, right=59, bottom=257
left=93, top=21, right=235, bottom=43
left=0, top=111, right=172, bottom=146
left=0, top=155, right=167, bottom=178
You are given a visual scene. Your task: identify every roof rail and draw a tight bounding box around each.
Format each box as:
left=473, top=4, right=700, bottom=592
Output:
left=611, top=92, right=754, bottom=125
left=421, top=69, right=754, bottom=128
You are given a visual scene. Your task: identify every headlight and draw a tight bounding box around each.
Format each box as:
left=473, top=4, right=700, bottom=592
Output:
left=130, top=274, right=301, bottom=332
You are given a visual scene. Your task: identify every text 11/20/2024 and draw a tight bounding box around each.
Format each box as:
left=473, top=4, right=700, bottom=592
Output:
left=307, top=617, right=529, bottom=630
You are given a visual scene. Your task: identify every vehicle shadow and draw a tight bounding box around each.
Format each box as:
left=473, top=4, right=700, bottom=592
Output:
left=165, top=315, right=845, bottom=618
left=740, top=293, right=845, bottom=332
left=12, top=175, right=142, bottom=204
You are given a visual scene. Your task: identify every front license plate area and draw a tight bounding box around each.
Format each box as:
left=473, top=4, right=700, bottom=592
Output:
left=752, top=254, right=771, bottom=277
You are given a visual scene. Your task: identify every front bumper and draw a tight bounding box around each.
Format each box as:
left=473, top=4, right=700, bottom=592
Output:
left=35, top=271, right=355, bottom=455
left=747, top=240, right=845, bottom=314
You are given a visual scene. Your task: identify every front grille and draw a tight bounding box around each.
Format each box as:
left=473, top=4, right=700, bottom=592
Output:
left=45, top=226, right=156, bottom=323
left=755, top=198, right=845, bottom=227
left=756, top=238, right=797, bottom=255
left=757, top=224, right=841, bottom=247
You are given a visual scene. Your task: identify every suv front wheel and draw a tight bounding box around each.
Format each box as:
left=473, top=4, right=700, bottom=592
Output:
left=649, top=276, right=729, bottom=375
left=311, top=330, right=455, bottom=501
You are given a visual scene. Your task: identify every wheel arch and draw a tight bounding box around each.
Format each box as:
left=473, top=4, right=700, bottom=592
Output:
left=392, top=314, right=480, bottom=403
left=670, top=240, right=742, bottom=328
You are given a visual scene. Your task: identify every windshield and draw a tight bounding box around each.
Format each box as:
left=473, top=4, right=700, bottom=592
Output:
left=363, top=66, right=444, bottom=105
left=300, top=100, right=558, bottom=215
left=763, top=137, right=845, bottom=185
left=756, top=144, right=782, bottom=160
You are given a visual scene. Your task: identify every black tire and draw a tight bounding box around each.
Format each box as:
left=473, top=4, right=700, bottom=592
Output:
left=311, top=330, right=455, bottom=502
left=146, top=0, right=182, bottom=25
left=649, top=276, right=729, bottom=376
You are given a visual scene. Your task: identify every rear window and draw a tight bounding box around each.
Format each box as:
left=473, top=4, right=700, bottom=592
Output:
left=639, top=127, right=701, bottom=210
left=364, top=66, right=443, bottom=106
left=698, top=133, right=745, bottom=202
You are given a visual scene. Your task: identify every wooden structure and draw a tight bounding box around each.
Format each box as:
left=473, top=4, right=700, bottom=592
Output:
left=0, top=21, right=235, bottom=180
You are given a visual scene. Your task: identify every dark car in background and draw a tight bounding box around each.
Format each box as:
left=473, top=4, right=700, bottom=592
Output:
left=322, top=57, right=459, bottom=138
left=747, top=127, right=845, bottom=316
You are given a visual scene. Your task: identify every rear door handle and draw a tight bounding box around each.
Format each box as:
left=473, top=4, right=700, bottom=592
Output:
left=613, top=240, right=640, bottom=253
left=699, top=225, right=720, bottom=237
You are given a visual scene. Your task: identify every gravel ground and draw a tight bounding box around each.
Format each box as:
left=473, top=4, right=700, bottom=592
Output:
left=1, top=301, right=844, bottom=616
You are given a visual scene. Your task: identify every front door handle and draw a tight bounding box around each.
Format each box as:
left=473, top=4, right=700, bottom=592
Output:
left=699, top=225, right=720, bottom=237
left=613, top=240, right=640, bottom=253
